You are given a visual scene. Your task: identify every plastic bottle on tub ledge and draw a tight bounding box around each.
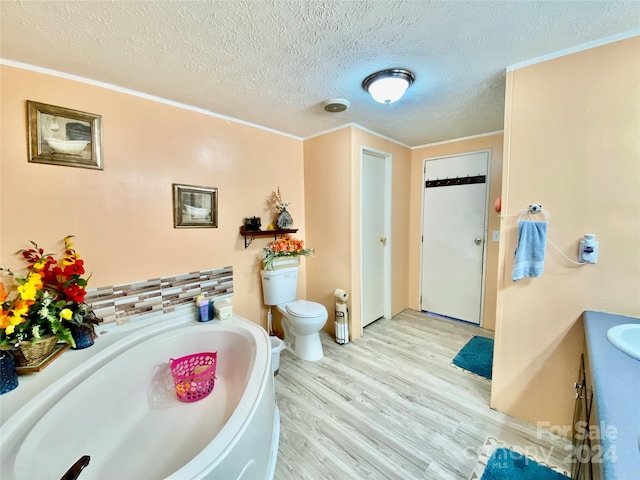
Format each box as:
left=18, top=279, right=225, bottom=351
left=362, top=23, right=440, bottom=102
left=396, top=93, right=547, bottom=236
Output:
left=195, top=295, right=212, bottom=322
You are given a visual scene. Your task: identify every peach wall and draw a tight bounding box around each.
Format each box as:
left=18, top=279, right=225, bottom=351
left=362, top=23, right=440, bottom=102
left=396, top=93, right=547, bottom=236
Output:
left=0, top=65, right=305, bottom=328
left=303, top=126, right=411, bottom=340
left=491, top=37, right=640, bottom=429
left=303, top=128, right=351, bottom=336
left=349, top=128, right=412, bottom=339
left=410, top=134, right=503, bottom=330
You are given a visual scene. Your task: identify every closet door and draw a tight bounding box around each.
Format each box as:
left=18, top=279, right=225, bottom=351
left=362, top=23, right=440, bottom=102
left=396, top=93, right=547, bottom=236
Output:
left=420, top=151, right=489, bottom=325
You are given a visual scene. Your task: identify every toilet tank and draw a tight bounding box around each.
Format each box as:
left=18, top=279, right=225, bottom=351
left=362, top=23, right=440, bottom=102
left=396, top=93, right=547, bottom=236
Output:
left=261, top=266, right=298, bottom=306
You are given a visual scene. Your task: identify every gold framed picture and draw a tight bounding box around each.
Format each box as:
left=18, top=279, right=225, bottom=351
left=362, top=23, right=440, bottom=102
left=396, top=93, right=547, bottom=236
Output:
left=173, top=184, right=218, bottom=228
left=27, top=100, right=103, bottom=170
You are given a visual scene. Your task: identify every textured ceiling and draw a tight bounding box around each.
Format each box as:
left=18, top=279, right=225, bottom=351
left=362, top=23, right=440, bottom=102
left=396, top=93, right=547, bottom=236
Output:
left=1, top=1, right=639, bottom=147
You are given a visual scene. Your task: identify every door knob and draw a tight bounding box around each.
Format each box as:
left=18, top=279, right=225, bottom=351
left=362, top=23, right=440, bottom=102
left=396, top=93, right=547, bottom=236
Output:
left=474, top=237, right=482, bottom=245
left=380, top=237, right=387, bottom=245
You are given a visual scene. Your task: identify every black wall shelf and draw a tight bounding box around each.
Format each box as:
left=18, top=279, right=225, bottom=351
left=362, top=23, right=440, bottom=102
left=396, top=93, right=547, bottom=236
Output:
left=239, top=226, right=298, bottom=248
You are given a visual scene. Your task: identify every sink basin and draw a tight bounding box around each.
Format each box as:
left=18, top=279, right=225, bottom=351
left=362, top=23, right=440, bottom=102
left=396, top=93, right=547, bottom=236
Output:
left=606, top=324, right=640, bottom=360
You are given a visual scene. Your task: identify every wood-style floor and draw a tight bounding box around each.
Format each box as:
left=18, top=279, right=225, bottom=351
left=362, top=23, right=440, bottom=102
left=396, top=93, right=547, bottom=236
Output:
left=274, top=309, right=572, bottom=480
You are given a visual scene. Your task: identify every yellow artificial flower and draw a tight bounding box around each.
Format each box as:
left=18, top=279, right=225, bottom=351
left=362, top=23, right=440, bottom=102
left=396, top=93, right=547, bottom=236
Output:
left=59, top=308, right=73, bottom=321
left=27, top=272, right=43, bottom=289
left=33, top=259, right=46, bottom=270
left=12, top=301, right=30, bottom=317
left=62, top=253, right=79, bottom=266
left=5, top=325, right=15, bottom=335
left=9, top=314, right=23, bottom=326
left=17, top=283, right=37, bottom=301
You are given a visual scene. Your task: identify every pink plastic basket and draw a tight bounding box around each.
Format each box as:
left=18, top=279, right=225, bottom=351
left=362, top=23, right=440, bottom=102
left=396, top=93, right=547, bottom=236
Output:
left=169, top=352, right=217, bottom=402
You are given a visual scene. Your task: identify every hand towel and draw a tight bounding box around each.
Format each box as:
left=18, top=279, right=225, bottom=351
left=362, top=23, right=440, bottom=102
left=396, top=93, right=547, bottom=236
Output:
left=512, top=220, right=547, bottom=282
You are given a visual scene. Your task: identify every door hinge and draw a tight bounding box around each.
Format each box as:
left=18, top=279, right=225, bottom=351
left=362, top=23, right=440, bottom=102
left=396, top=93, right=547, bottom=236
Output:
left=421, top=235, right=423, bottom=243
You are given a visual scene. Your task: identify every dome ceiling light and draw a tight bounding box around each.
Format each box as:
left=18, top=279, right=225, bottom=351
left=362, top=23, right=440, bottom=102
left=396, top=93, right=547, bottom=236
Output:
left=362, top=69, right=415, bottom=104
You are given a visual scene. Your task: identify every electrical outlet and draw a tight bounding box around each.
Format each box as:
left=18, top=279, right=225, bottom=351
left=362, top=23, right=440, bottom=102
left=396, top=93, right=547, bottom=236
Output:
left=492, top=230, right=500, bottom=242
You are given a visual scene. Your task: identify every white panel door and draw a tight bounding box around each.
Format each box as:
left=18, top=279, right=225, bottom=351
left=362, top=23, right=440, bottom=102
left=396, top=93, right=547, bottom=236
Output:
left=421, top=152, right=488, bottom=324
left=361, top=152, right=386, bottom=327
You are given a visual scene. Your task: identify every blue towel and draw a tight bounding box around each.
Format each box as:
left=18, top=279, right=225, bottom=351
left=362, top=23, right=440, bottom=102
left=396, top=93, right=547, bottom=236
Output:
left=512, top=220, right=547, bottom=281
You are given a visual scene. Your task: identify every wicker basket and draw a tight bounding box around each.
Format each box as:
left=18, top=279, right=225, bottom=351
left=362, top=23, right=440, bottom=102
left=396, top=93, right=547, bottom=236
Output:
left=14, top=336, right=58, bottom=367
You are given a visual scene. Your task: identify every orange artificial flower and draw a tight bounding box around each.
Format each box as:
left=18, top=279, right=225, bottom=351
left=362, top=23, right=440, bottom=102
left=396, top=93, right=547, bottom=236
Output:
left=0, top=282, right=7, bottom=303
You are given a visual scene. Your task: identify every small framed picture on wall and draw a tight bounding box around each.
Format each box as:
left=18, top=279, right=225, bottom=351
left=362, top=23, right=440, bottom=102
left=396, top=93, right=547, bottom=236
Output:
left=27, top=100, right=103, bottom=170
left=173, top=183, right=218, bottom=228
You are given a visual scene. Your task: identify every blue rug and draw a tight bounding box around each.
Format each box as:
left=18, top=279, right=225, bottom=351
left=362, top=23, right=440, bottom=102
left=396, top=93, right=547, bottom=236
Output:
left=452, top=336, right=493, bottom=380
left=481, top=447, right=570, bottom=480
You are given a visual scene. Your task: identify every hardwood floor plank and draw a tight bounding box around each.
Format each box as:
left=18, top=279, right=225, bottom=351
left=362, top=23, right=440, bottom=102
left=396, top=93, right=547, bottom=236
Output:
left=281, top=361, right=431, bottom=477
left=274, top=310, right=571, bottom=479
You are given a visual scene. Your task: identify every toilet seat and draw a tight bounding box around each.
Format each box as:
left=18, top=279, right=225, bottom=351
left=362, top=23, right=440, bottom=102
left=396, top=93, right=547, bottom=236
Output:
left=285, top=300, right=326, bottom=318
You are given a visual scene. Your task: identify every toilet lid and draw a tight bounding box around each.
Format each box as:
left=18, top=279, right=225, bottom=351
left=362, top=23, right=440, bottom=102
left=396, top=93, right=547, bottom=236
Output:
left=286, top=300, right=326, bottom=318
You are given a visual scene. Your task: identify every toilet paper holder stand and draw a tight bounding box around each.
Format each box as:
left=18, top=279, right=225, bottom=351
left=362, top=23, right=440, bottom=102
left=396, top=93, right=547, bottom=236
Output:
left=334, top=289, right=349, bottom=345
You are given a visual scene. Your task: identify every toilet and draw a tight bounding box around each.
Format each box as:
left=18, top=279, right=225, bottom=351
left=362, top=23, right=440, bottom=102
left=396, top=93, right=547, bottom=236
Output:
left=261, top=265, right=328, bottom=361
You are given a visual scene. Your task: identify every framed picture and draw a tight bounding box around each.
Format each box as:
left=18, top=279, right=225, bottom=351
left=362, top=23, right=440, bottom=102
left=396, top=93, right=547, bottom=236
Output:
left=27, top=100, right=103, bottom=170
left=173, top=184, right=218, bottom=228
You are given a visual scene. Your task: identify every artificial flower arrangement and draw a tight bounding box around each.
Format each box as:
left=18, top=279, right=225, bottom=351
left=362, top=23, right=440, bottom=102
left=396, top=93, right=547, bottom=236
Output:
left=271, top=187, right=294, bottom=229
left=271, top=187, right=290, bottom=214
left=0, top=236, right=101, bottom=351
left=262, top=235, right=314, bottom=270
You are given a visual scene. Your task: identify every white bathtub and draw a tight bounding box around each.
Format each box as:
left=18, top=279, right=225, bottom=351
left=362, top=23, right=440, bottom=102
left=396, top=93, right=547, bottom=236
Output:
left=0, top=314, right=278, bottom=479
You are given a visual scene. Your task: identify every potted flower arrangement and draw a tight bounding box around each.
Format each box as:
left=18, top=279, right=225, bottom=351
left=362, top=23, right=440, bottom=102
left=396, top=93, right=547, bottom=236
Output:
left=262, top=235, right=314, bottom=271
left=0, top=236, right=101, bottom=366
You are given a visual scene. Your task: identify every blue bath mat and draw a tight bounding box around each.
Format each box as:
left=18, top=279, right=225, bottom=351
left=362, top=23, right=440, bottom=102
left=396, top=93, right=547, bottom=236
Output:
left=452, top=336, right=493, bottom=380
left=481, top=447, right=570, bottom=480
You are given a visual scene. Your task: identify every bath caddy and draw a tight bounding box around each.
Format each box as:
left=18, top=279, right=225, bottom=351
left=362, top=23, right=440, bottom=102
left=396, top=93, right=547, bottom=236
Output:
left=169, top=352, right=217, bottom=402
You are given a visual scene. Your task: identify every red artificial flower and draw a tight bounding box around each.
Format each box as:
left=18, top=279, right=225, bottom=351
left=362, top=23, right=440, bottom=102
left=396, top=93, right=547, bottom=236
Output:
left=64, top=259, right=85, bottom=276
left=64, top=283, right=86, bottom=304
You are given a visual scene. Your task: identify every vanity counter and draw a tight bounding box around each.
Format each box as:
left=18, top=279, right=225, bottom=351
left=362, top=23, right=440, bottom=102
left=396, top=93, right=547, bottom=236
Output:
left=583, top=310, right=640, bottom=479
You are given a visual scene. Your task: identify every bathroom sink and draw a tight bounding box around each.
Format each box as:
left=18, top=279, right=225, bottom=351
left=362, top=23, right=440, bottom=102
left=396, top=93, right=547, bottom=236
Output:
left=606, top=324, right=640, bottom=360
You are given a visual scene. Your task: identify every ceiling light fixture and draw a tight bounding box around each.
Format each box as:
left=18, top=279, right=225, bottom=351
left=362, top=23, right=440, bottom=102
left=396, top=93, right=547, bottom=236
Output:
left=362, top=69, right=415, bottom=104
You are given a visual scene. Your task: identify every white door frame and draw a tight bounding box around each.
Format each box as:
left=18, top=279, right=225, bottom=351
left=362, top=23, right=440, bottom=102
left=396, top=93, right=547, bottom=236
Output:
left=419, top=149, right=491, bottom=326
left=360, top=147, right=392, bottom=335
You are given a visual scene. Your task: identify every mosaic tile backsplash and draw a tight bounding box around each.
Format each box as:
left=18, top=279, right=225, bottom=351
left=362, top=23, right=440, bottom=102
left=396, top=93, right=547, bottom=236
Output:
left=84, top=266, right=233, bottom=325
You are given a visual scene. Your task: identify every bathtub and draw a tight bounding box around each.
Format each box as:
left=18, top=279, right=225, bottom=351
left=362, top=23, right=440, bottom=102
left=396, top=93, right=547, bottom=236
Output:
left=0, top=313, right=278, bottom=479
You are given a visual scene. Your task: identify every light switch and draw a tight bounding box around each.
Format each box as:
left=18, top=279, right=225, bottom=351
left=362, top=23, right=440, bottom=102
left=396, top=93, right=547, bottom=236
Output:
left=492, top=230, right=500, bottom=242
